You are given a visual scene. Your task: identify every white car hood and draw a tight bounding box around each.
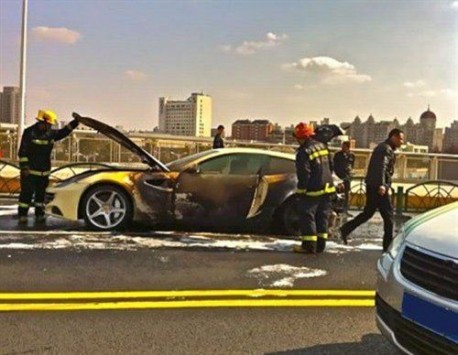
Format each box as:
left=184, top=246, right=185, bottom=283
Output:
left=405, top=202, right=458, bottom=258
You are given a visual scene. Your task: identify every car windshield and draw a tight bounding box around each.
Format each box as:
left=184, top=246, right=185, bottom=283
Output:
left=166, top=150, right=216, bottom=171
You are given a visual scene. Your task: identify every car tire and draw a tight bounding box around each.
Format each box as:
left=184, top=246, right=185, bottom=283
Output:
left=81, top=185, right=133, bottom=231
left=277, top=198, right=301, bottom=236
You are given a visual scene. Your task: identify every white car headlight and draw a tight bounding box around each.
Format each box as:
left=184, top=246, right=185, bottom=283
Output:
left=387, top=229, right=406, bottom=259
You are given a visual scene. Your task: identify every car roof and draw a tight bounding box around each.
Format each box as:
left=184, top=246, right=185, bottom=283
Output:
left=209, top=148, right=295, bottom=161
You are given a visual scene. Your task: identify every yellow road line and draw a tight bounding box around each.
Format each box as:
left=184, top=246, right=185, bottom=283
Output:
left=0, top=299, right=375, bottom=312
left=0, top=289, right=376, bottom=300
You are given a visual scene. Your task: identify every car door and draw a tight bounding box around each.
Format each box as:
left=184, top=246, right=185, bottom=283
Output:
left=173, top=153, right=269, bottom=227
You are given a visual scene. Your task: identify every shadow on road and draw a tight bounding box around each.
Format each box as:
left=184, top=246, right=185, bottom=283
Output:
left=267, top=334, right=400, bottom=355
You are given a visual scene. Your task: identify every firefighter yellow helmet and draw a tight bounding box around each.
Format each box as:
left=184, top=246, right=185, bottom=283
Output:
left=36, top=109, right=58, bottom=126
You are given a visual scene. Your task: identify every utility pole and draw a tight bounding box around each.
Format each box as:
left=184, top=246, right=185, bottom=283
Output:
left=18, top=0, right=28, bottom=151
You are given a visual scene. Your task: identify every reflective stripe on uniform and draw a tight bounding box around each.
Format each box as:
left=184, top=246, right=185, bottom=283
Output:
left=29, top=170, right=51, bottom=177
left=18, top=202, right=30, bottom=208
left=301, top=235, right=317, bottom=242
left=19, top=157, right=29, bottom=162
left=296, top=189, right=306, bottom=194
left=32, top=139, right=54, bottom=145
left=318, top=233, right=328, bottom=240
left=34, top=202, right=45, bottom=208
left=309, top=149, right=328, bottom=161
left=306, top=183, right=336, bottom=197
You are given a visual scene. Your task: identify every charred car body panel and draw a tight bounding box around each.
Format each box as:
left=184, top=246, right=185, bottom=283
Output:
left=46, top=114, right=336, bottom=232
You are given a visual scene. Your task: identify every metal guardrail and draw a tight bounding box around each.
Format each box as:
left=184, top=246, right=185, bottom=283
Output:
left=2, top=159, right=457, bottom=216
left=0, top=160, right=116, bottom=196
left=348, top=176, right=396, bottom=210
left=2, top=129, right=458, bottom=181
left=403, top=180, right=458, bottom=213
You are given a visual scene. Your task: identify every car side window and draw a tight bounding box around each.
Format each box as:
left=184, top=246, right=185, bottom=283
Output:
left=266, top=157, right=296, bottom=174
left=197, top=154, right=270, bottom=175
left=227, top=154, right=269, bottom=175
left=198, top=155, right=233, bottom=174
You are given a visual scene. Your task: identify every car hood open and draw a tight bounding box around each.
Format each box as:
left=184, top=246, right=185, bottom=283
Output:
left=76, top=114, right=169, bottom=172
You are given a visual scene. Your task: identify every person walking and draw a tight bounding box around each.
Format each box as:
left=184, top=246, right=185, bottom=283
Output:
left=292, top=122, right=336, bottom=254
left=17, top=110, right=80, bottom=224
left=213, top=125, right=225, bottom=149
left=340, top=129, right=404, bottom=251
left=333, top=141, right=355, bottom=214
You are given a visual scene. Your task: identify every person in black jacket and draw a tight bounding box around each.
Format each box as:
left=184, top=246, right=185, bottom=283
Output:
left=333, top=141, right=355, bottom=214
left=293, top=122, right=336, bottom=254
left=212, top=125, right=225, bottom=149
left=17, top=110, right=79, bottom=224
left=340, top=129, right=404, bottom=251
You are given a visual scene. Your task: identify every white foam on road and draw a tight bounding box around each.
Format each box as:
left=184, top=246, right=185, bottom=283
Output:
left=0, top=204, right=18, bottom=216
left=247, top=264, right=327, bottom=288
left=0, top=232, right=382, bottom=253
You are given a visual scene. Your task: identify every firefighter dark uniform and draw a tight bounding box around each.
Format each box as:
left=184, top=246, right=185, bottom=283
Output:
left=293, top=123, right=336, bottom=254
left=18, top=110, right=78, bottom=223
left=333, top=147, right=355, bottom=212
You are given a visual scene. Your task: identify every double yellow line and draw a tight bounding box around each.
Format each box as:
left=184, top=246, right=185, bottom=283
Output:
left=0, top=289, right=375, bottom=312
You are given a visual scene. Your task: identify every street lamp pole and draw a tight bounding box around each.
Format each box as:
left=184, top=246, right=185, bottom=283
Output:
left=18, top=0, right=28, bottom=151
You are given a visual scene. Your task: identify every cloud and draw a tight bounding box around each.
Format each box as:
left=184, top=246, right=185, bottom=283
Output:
left=441, top=88, right=457, bottom=97
left=219, top=45, right=232, bottom=52
left=124, top=70, right=148, bottom=81
left=406, top=89, right=456, bottom=98
left=283, top=56, right=372, bottom=84
left=407, top=90, right=437, bottom=98
left=31, top=27, right=81, bottom=44
left=403, top=80, right=426, bottom=88
left=222, top=32, right=288, bottom=55
left=451, top=1, right=458, bottom=9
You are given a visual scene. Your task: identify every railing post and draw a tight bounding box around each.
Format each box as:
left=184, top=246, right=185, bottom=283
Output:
left=396, top=186, right=404, bottom=217
left=429, top=156, right=438, bottom=180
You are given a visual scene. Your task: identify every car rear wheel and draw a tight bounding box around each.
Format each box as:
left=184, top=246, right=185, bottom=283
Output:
left=278, top=198, right=301, bottom=236
left=82, top=185, right=132, bottom=230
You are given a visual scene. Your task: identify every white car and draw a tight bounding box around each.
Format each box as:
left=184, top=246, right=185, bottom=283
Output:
left=376, top=201, right=458, bottom=354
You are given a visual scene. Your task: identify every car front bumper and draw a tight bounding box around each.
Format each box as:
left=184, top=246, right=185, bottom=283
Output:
left=376, top=249, right=458, bottom=354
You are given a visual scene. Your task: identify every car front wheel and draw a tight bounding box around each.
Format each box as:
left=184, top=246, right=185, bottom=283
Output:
left=81, top=185, right=132, bottom=230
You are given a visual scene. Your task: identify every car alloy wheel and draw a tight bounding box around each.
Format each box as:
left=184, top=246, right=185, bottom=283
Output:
left=83, top=186, right=131, bottom=230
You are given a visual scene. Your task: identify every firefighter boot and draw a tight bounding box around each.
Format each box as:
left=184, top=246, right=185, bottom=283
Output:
left=317, top=233, right=327, bottom=253
left=293, top=240, right=317, bottom=254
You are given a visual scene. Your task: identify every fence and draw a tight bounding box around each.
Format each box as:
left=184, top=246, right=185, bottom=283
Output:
left=1, top=129, right=458, bottom=181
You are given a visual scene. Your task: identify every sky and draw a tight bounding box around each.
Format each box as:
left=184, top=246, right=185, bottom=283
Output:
left=0, top=0, right=457, bottom=131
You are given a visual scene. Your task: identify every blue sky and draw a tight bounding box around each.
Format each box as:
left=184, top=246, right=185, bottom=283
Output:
left=1, top=0, right=457, bottom=130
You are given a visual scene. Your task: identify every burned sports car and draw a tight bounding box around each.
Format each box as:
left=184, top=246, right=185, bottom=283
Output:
left=46, top=115, right=343, bottom=233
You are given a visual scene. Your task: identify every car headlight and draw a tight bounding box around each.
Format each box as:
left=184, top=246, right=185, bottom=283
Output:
left=386, top=229, right=406, bottom=259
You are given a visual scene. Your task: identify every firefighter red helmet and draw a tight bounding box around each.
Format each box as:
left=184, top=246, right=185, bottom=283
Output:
left=293, top=122, right=314, bottom=139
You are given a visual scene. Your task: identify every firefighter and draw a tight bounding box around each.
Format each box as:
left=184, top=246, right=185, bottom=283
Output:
left=17, top=110, right=79, bottom=224
left=333, top=141, right=355, bottom=214
left=293, top=122, right=336, bottom=254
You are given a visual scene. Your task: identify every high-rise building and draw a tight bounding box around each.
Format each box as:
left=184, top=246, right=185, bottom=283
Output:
left=444, top=121, right=458, bottom=153
left=232, top=119, right=273, bottom=141
left=0, top=87, right=20, bottom=124
left=158, top=92, right=212, bottom=137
